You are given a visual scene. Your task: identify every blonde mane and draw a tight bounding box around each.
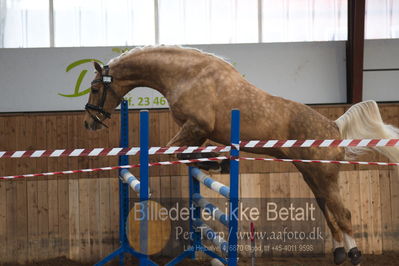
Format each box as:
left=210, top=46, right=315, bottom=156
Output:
left=107, top=45, right=231, bottom=66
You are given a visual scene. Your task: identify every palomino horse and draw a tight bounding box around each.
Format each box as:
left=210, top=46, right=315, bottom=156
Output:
left=84, top=46, right=399, bottom=265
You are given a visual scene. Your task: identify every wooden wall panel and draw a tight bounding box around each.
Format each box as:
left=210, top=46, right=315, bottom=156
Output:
left=0, top=116, right=6, bottom=261
left=109, top=177, right=119, bottom=251
left=67, top=114, right=80, bottom=261
left=107, top=114, right=120, bottom=253
left=0, top=178, right=5, bottom=261
left=68, top=175, right=80, bottom=260
left=27, top=178, right=39, bottom=262
left=0, top=103, right=398, bottom=263
left=379, top=170, right=393, bottom=251
left=370, top=170, right=382, bottom=254
left=78, top=178, right=90, bottom=262
left=98, top=177, right=111, bottom=258
left=390, top=167, right=399, bottom=251
left=4, top=117, right=17, bottom=262
left=88, top=178, right=100, bottom=262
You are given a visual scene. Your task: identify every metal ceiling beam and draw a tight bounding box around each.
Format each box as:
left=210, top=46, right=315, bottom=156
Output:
left=346, top=0, right=366, bottom=103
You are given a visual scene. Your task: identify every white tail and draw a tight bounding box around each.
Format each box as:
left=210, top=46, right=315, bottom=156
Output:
left=335, top=100, right=399, bottom=162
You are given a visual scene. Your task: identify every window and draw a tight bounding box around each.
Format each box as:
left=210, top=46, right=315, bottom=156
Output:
left=1, top=0, right=399, bottom=48
left=53, top=0, right=155, bottom=47
left=1, top=0, right=49, bottom=47
left=366, top=0, right=399, bottom=39
left=262, top=0, right=347, bottom=42
left=158, top=0, right=258, bottom=44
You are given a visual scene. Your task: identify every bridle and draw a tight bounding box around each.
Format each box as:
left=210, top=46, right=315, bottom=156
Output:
left=85, top=65, right=119, bottom=128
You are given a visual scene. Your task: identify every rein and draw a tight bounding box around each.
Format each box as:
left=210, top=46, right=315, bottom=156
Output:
left=85, top=65, right=119, bottom=128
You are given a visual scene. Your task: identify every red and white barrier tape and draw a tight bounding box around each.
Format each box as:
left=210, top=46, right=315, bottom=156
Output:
left=0, top=146, right=229, bottom=159
left=1, top=156, right=398, bottom=180
left=1, top=139, right=398, bottom=159
left=0, top=157, right=228, bottom=180
left=239, top=157, right=399, bottom=166
left=242, top=139, right=399, bottom=148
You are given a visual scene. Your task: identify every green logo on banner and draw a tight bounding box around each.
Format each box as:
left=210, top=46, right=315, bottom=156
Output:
left=58, top=48, right=131, bottom=98
left=58, top=59, right=104, bottom=97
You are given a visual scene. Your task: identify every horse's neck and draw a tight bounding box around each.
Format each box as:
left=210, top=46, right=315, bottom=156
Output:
left=113, top=49, right=205, bottom=98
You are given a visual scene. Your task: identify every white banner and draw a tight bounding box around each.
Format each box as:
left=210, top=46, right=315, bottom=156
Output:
left=0, top=42, right=348, bottom=112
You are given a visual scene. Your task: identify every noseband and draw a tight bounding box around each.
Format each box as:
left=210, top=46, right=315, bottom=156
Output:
left=85, top=65, right=119, bottom=128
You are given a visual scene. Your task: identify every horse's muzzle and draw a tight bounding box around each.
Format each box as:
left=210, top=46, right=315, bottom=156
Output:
left=84, top=118, right=104, bottom=131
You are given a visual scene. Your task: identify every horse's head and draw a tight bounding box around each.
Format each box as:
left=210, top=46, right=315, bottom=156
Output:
left=84, top=62, right=122, bottom=130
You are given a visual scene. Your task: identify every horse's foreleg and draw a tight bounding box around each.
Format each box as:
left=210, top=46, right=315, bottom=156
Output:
left=166, top=120, right=225, bottom=172
left=166, top=120, right=208, bottom=147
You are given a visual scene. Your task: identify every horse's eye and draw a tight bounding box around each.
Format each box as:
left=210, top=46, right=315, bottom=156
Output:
left=91, top=87, right=99, bottom=94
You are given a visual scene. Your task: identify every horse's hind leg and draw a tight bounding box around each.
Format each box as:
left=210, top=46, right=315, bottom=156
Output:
left=315, top=197, right=348, bottom=265
left=296, top=163, right=361, bottom=265
left=300, top=173, right=347, bottom=265
left=323, top=184, right=361, bottom=265
left=322, top=183, right=362, bottom=265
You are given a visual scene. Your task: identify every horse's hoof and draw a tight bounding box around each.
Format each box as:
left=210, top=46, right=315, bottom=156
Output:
left=220, top=159, right=230, bottom=174
left=197, top=161, right=221, bottom=172
left=333, top=247, right=347, bottom=265
left=348, top=247, right=362, bottom=265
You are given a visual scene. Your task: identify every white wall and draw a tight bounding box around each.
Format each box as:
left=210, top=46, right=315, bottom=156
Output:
left=0, top=42, right=348, bottom=112
left=363, top=39, right=399, bottom=102
left=198, top=42, right=347, bottom=104
left=1, top=40, right=397, bottom=113
left=0, top=47, right=115, bottom=112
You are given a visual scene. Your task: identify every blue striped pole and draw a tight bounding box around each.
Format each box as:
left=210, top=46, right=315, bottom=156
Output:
left=193, top=219, right=229, bottom=255
left=229, top=109, right=240, bottom=266
left=120, top=169, right=140, bottom=193
left=192, top=193, right=229, bottom=227
left=190, top=167, right=230, bottom=198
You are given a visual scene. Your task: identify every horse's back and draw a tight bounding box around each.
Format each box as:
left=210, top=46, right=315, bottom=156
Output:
left=208, top=77, right=343, bottom=162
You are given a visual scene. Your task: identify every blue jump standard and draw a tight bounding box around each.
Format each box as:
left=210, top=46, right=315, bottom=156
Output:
left=94, top=101, right=156, bottom=266
left=167, top=109, right=240, bottom=266
left=96, top=104, right=240, bottom=266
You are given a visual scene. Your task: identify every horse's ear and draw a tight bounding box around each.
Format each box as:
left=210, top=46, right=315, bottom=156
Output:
left=93, top=62, right=103, bottom=73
